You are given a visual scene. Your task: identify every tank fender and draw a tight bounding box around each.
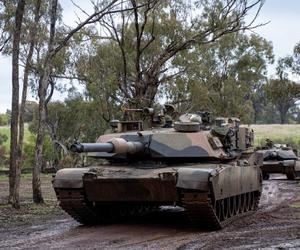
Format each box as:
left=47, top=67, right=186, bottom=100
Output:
left=295, top=160, right=300, bottom=172
left=176, top=168, right=217, bottom=191
left=53, top=168, right=90, bottom=189
left=210, top=165, right=262, bottom=200
left=282, top=160, right=296, bottom=167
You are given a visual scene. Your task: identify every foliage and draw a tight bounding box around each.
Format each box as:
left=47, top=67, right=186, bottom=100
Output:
left=0, top=126, right=10, bottom=151
left=0, top=113, right=9, bottom=126
left=28, top=96, right=110, bottom=168
left=264, top=78, right=300, bottom=124
left=30, top=96, right=109, bottom=143
left=0, top=124, right=31, bottom=156
left=75, top=0, right=265, bottom=116
left=0, top=133, right=8, bottom=145
left=166, top=32, right=273, bottom=123
left=23, top=134, right=53, bottom=169
left=22, top=101, right=38, bottom=123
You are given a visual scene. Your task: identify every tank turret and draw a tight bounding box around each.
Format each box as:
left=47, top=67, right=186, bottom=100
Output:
left=53, top=107, right=262, bottom=230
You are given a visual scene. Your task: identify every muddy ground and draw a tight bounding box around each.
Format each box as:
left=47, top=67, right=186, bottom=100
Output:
left=0, top=174, right=299, bottom=250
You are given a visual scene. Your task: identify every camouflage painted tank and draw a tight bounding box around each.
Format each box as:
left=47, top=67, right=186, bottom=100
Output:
left=256, top=139, right=300, bottom=180
left=53, top=107, right=262, bottom=229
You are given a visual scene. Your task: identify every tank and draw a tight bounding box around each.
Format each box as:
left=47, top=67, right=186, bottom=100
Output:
left=52, top=107, right=263, bottom=229
left=256, top=139, right=300, bottom=180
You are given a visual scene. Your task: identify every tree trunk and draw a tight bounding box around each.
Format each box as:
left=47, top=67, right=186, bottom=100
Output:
left=33, top=70, right=50, bottom=203
left=33, top=0, right=58, bottom=203
left=33, top=73, right=48, bottom=203
left=9, top=0, right=26, bottom=209
left=280, top=111, right=286, bottom=124
left=279, top=105, right=288, bottom=124
left=19, top=0, right=41, bottom=163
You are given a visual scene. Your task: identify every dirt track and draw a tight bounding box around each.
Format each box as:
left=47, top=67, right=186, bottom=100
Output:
left=1, top=174, right=300, bottom=250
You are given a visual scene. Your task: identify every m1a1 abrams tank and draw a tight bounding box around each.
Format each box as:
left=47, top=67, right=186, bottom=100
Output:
left=53, top=107, right=263, bottom=229
left=256, top=139, right=300, bottom=180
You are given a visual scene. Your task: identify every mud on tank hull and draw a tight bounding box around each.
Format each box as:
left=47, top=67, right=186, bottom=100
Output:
left=53, top=163, right=262, bottom=229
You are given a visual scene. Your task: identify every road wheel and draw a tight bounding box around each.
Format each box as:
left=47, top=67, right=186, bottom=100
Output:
left=228, top=196, right=235, bottom=217
left=214, top=200, right=222, bottom=222
left=249, top=192, right=255, bottom=210
left=241, top=193, right=248, bottom=212
left=236, top=195, right=242, bottom=214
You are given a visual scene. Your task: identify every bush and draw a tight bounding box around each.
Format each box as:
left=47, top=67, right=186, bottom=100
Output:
left=0, top=114, right=9, bottom=126
left=0, top=133, right=8, bottom=145
left=23, top=134, right=54, bottom=169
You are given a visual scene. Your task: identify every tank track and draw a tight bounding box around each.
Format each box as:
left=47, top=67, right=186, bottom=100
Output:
left=55, top=188, right=260, bottom=228
left=180, top=190, right=261, bottom=229
left=55, top=188, right=157, bottom=225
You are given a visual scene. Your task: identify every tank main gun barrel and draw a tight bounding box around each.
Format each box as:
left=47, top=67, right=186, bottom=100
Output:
left=70, top=142, right=114, bottom=153
left=70, top=138, right=144, bottom=154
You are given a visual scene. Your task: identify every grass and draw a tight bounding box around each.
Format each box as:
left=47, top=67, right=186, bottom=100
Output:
left=249, top=124, right=300, bottom=151
left=0, top=173, right=64, bottom=229
left=0, top=124, right=31, bottom=151
left=0, top=173, right=33, bottom=181
left=0, top=125, right=10, bottom=151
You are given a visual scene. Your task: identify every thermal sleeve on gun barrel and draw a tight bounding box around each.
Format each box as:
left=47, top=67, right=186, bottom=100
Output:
left=70, top=142, right=114, bottom=153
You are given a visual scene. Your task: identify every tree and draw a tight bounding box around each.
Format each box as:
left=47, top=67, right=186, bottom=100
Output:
left=18, top=0, right=42, bottom=169
left=165, top=32, right=273, bottom=123
left=1, top=0, right=53, bottom=205
left=75, top=0, right=265, bottom=121
left=265, top=78, right=300, bottom=124
left=9, top=0, right=25, bottom=208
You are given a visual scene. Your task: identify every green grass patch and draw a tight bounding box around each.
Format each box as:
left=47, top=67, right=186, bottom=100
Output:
left=0, top=125, right=10, bottom=151
left=0, top=124, right=31, bottom=151
left=0, top=175, right=8, bottom=181
left=0, top=173, right=52, bottom=181
left=250, top=124, right=300, bottom=152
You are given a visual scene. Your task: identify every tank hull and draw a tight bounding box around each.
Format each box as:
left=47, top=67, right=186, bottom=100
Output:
left=53, top=163, right=262, bottom=229
left=256, top=148, right=300, bottom=180
left=260, top=160, right=300, bottom=179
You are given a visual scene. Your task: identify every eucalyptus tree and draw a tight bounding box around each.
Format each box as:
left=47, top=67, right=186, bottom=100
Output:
left=262, top=42, right=300, bottom=124
left=166, top=32, right=273, bottom=123
left=9, top=0, right=25, bottom=209
left=264, top=78, right=300, bottom=124
left=1, top=0, right=62, bottom=205
left=75, top=0, right=266, bottom=114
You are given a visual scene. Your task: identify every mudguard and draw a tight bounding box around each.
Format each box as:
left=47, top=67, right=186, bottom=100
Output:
left=53, top=168, right=90, bottom=189
left=176, top=167, right=216, bottom=191
left=295, top=160, right=300, bottom=171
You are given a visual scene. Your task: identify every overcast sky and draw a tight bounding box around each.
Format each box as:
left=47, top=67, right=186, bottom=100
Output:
left=1, top=0, right=300, bottom=113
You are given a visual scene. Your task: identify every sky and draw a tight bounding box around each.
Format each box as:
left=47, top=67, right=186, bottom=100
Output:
left=1, top=0, right=300, bottom=113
